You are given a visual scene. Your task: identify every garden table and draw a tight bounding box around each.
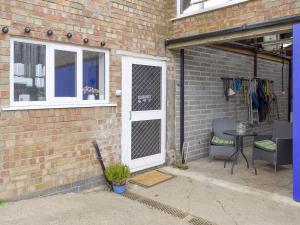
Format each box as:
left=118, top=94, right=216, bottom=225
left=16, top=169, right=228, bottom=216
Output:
left=223, top=130, right=257, bottom=175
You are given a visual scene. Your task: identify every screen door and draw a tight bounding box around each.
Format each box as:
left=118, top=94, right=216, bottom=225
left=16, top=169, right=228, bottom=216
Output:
left=122, top=56, right=166, bottom=172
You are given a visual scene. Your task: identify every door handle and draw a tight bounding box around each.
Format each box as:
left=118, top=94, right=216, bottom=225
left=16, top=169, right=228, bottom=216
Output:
left=129, top=111, right=132, bottom=120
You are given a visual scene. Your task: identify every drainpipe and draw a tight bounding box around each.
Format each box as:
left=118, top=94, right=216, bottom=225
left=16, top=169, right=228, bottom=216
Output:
left=180, top=49, right=185, bottom=164
left=281, top=49, right=285, bottom=94
left=293, top=24, right=300, bottom=202
left=254, top=49, right=258, bottom=78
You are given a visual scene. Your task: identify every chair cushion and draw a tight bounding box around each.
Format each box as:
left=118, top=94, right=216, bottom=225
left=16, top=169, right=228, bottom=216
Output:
left=254, top=140, right=276, bottom=152
left=211, top=136, right=234, bottom=146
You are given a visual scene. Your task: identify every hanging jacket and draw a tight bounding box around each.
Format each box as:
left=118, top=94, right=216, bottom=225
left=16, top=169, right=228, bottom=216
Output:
left=257, top=80, right=268, bottom=122
left=252, top=92, right=259, bottom=109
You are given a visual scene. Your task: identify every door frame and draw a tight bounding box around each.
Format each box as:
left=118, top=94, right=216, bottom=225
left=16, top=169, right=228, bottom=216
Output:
left=121, top=55, right=167, bottom=172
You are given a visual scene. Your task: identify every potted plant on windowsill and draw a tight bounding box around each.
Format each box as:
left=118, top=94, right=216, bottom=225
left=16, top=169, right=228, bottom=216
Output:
left=105, top=163, right=131, bottom=194
left=83, top=86, right=99, bottom=100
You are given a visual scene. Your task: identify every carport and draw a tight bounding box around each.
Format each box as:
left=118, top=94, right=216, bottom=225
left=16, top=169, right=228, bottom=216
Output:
left=166, top=15, right=300, bottom=202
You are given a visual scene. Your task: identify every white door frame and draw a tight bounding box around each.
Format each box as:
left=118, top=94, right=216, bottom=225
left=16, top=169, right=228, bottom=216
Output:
left=121, top=56, right=166, bottom=172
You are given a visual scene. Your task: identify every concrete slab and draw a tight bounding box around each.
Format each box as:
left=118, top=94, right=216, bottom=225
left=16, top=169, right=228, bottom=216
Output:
left=190, top=147, right=292, bottom=197
left=128, top=159, right=299, bottom=225
left=0, top=188, right=189, bottom=225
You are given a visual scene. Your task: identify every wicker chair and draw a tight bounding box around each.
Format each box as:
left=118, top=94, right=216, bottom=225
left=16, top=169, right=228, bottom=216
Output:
left=252, top=121, right=293, bottom=173
left=209, top=118, right=236, bottom=162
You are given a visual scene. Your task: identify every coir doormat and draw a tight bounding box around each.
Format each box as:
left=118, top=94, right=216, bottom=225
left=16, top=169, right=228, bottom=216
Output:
left=129, top=170, right=174, bottom=188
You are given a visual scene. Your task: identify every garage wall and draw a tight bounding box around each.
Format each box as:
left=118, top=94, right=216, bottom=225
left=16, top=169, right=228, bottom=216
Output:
left=175, top=46, right=289, bottom=161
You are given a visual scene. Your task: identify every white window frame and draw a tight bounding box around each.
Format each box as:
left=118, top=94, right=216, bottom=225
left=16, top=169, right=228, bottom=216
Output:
left=176, top=0, right=249, bottom=19
left=9, top=38, right=111, bottom=110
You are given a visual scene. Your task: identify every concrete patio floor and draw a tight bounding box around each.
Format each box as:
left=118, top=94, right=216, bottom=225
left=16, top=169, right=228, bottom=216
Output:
left=128, top=150, right=298, bottom=225
left=187, top=147, right=293, bottom=197
left=0, top=188, right=189, bottom=225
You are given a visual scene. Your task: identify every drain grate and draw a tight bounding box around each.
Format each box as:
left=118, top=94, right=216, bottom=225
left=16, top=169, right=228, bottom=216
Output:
left=122, top=191, right=142, bottom=201
left=137, top=198, right=189, bottom=219
left=122, top=191, right=218, bottom=225
left=188, top=217, right=218, bottom=225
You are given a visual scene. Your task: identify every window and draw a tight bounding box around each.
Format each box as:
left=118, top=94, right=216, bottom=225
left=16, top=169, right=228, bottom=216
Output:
left=83, top=51, right=105, bottom=101
left=177, top=0, right=249, bottom=17
left=10, top=38, right=109, bottom=108
left=55, top=50, right=77, bottom=98
left=13, top=41, right=46, bottom=102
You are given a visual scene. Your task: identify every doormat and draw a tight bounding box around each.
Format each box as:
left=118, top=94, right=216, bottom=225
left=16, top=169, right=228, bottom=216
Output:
left=129, top=170, right=174, bottom=188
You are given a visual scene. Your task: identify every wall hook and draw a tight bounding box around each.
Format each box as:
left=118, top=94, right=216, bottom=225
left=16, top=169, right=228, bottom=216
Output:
left=2, top=26, right=9, bottom=33
left=83, top=38, right=89, bottom=44
left=66, top=32, right=72, bottom=39
left=100, top=41, right=106, bottom=47
left=24, top=27, right=31, bottom=33
left=47, top=29, right=53, bottom=36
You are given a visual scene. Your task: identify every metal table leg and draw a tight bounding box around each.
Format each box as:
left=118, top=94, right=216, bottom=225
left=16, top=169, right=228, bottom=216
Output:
left=224, top=136, right=240, bottom=175
left=240, top=137, right=249, bottom=168
left=231, top=150, right=240, bottom=175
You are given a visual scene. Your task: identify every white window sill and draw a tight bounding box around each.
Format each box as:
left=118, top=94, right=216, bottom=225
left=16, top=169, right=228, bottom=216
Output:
left=2, top=103, right=117, bottom=111
left=173, top=0, right=249, bottom=21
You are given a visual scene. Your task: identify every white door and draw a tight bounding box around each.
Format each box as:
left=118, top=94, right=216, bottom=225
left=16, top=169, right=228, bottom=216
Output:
left=122, top=56, right=166, bottom=172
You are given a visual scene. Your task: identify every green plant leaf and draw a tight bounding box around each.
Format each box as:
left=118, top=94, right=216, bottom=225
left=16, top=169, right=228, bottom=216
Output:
left=0, top=199, right=5, bottom=208
left=105, top=163, right=131, bottom=185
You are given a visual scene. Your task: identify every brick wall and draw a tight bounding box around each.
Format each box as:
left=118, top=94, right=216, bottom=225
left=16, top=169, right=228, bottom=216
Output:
left=0, top=0, right=297, bottom=200
left=175, top=47, right=289, bottom=161
left=168, top=0, right=300, bottom=39
left=0, top=0, right=169, bottom=200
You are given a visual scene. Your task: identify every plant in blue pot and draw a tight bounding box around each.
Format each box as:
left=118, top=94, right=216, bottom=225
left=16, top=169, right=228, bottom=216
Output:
left=105, top=163, right=131, bottom=194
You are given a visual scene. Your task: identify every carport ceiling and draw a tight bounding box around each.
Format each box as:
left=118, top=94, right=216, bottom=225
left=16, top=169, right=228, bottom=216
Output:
left=165, top=15, right=300, bottom=50
left=214, top=31, right=293, bottom=60
left=236, top=32, right=293, bottom=57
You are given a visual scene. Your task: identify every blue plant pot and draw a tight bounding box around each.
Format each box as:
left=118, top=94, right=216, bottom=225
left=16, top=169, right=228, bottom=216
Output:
left=112, top=183, right=126, bottom=194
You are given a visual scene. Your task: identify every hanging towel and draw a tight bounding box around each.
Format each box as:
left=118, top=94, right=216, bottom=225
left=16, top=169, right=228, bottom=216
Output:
left=232, top=78, right=242, bottom=92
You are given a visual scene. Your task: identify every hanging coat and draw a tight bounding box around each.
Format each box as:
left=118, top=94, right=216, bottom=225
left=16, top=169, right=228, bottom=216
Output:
left=257, top=80, right=268, bottom=122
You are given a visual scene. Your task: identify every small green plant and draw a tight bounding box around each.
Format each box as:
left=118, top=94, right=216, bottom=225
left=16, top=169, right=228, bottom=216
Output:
left=173, top=161, right=189, bottom=170
left=0, top=199, right=5, bottom=208
left=105, top=163, right=131, bottom=185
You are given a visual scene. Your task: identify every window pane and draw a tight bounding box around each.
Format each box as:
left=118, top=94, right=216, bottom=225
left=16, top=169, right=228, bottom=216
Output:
left=82, top=51, right=105, bottom=100
left=55, top=50, right=77, bottom=97
left=14, top=42, right=46, bottom=102
left=181, top=0, right=233, bottom=14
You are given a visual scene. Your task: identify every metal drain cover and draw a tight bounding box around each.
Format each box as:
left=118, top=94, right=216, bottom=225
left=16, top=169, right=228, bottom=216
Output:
left=189, top=217, right=218, bottom=225
left=138, top=198, right=189, bottom=219
left=122, top=191, right=218, bottom=225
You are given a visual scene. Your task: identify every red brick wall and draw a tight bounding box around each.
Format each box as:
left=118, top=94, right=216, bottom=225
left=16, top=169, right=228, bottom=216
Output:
left=1, top=0, right=299, bottom=200
left=0, top=0, right=168, bottom=200
left=168, top=0, right=300, bottom=38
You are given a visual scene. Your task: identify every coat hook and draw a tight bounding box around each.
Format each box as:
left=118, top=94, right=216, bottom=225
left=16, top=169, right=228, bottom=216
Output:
left=2, top=26, right=9, bottom=33
left=24, top=27, right=31, bottom=33
left=47, top=29, right=53, bottom=36
left=66, top=32, right=72, bottom=39
left=83, top=38, right=89, bottom=44
left=100, top=41, right=106, bottom=47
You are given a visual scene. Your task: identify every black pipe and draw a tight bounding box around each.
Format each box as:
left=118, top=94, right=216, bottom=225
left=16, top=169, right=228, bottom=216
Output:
left=282, top=57, right=285, bottom=94
left=165, top=15, right=300, bottom=47
left=288, top=59, right=292, bottom=122
left=254, top=50, right=258, bottom=78
left=180, top=49, right=185, bottom=164
left=92, top=141, right=112, bottom=190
